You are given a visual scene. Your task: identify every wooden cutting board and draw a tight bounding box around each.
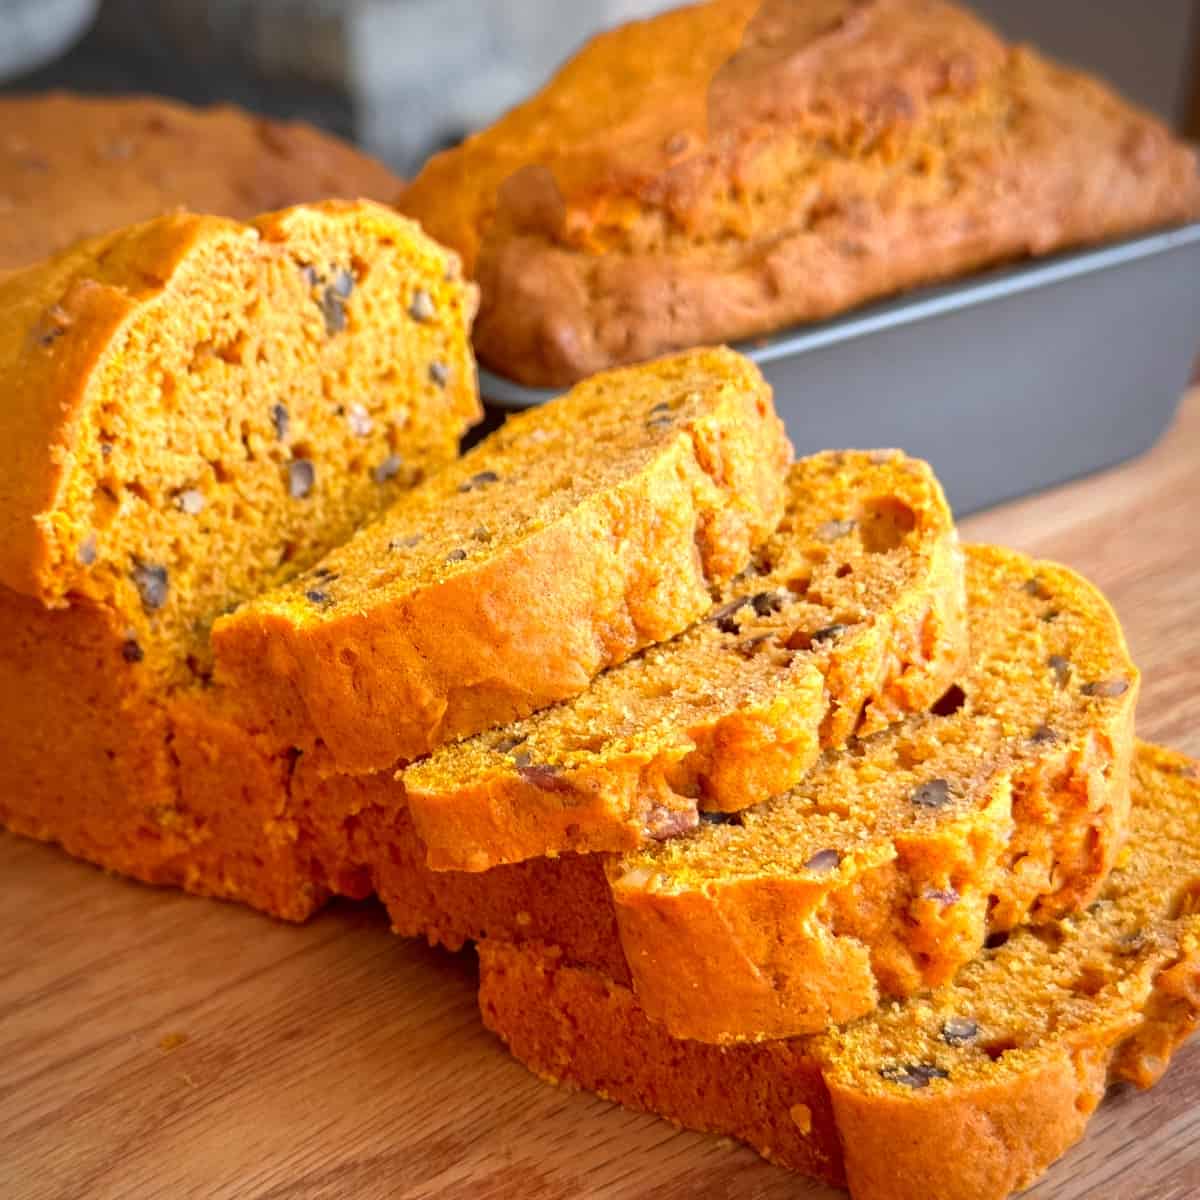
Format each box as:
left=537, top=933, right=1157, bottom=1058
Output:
left=3, top=391, right=1200, bottom=1200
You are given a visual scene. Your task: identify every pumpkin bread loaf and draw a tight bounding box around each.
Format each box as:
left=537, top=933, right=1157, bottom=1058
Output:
left=478, top=742, right=1200, bottom=1200
left=402, top=449, right=967, bottom=870
left=341, top=544, right=1135, bottom=1044
left=399, top=0, right=1200, bottom=386
left=0, top=92, right=402, bottom=271
left=0, top=198, right=479, bottom=913
left=0, top=198, right=479, bottom=689
left=212, top=347, right=792, bottom=773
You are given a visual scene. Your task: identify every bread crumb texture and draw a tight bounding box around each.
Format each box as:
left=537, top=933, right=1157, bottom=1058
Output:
left=0, top=199, right=480, bottom=690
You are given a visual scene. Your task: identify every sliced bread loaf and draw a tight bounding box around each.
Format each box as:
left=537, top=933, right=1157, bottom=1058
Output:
left=355, top=544, right=1135, bottom=1043
left=0, top=198, right=477, bottom=910
left=478, top=742, right=1200, bottom=1200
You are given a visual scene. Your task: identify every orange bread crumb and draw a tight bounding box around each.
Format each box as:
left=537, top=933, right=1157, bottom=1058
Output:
left=0, top=199, right=479, bottom=689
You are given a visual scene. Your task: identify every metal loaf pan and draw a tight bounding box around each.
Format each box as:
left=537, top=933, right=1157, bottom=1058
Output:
left=479, top=222, right=1200, bottom=514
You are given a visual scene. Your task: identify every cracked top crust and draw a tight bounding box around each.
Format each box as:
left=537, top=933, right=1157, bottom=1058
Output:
left=400, top=0, right=1200, bottom=385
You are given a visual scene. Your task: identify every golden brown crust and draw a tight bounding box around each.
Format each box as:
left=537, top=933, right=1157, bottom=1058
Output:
left=213, top=348, right=793, bottom=772
left=0, top=91, right=402, bottom=272
left=400, top=0, right=1200, bottom=386
left=478, top=744, right=1200, bottom=1200
left=401, top=450, right=966, bottom=868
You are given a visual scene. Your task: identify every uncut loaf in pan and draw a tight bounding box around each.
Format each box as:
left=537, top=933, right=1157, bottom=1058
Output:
left=399, top=0, right=1200, bottom=387
left=478, top=742, right=1200, bottom=1200
left=319, top=543, right=1136, bottom=1044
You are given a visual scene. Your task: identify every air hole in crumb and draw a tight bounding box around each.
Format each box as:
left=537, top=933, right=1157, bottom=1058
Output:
left=981, top=1036, right=1020, bottom=1062
left=931, top=684, right=966, bottom=717
left=1169, top=878, right=1200, bottom=919
left=835, top=563, right=853, bottom=579
left=1069, top=964, right=1110, bottom=997
left=1028, top=924, right=1065, bottom=951
left=216, top=332, right=248, bottom=365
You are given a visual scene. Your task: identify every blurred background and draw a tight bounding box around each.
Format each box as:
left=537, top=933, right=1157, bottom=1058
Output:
left=2, top=0, right=1198, bottom=176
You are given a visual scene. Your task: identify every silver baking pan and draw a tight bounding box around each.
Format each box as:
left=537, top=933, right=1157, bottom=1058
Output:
left=478, top=221, right=1200, bottom=514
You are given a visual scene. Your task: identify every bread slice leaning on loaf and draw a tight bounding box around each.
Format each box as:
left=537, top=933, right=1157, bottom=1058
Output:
left=213, top=347, right=794, bottom=772
left=478, top=742, right=1200, bottom=1200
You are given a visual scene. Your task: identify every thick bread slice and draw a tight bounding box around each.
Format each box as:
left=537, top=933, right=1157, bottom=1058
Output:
left=403, top=450, right=967, bottom=869
left=213, top=347, right=793, bottom=772
left=478, top=742, right=1200, bottom=1200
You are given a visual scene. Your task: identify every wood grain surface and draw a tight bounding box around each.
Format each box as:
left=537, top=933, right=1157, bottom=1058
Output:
left=3, top=392, right=1200, bottom=1200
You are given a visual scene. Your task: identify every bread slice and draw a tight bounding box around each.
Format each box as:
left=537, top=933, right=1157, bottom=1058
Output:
left=401, top=449, right=966, bottom=869
left=478, top=742, right=1200, bottom=1200
left=605, top=544, right=1136, bottom=1040
left=212, top=347, right=793, bottom=772
left=0, top=91, right=402, bottom=271
left=0, top=199, right=480, bottom=687
left=360, top=544, right=1136, bottom=1043
left=399, top=0, right=1200, bottom=386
